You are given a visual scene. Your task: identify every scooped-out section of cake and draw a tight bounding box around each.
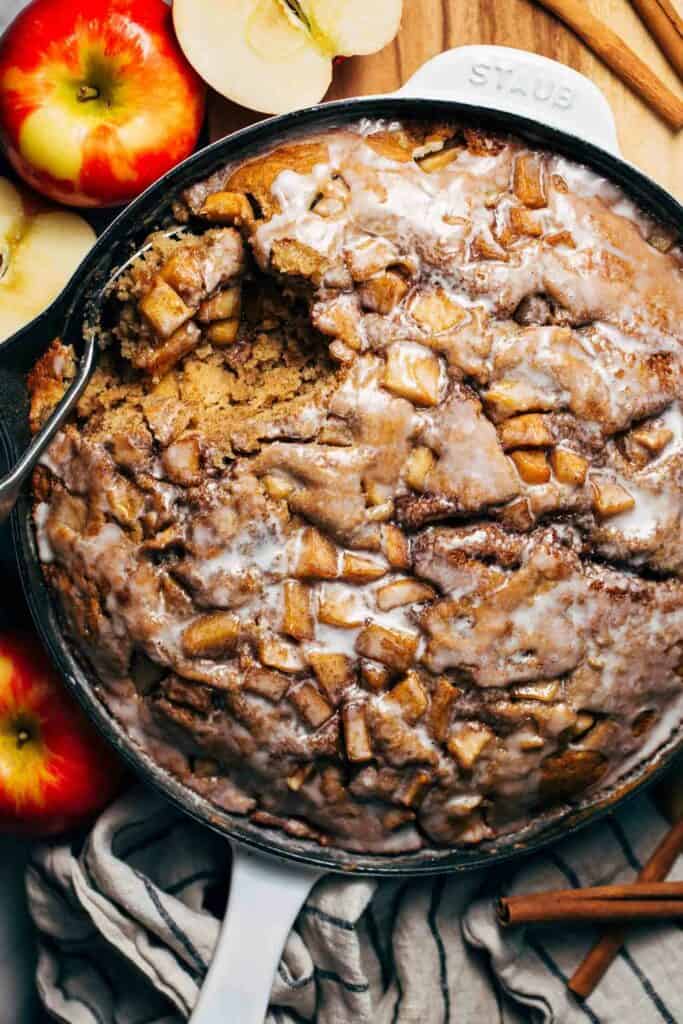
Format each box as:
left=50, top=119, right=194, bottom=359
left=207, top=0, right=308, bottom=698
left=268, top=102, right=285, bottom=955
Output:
left=29, top=120, right=683, bottom=853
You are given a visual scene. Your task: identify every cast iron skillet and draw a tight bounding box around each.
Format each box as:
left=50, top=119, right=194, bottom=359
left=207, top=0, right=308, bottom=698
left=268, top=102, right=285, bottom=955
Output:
left=1, top=46, right=681, bottom=1023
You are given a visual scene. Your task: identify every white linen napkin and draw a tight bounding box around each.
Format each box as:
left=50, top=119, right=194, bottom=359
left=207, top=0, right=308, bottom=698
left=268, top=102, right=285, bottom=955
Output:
left=25, top=786, right=683, bottom=1024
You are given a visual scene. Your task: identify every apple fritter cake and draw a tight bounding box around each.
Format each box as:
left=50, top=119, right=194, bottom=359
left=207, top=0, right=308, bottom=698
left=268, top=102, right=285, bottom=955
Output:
left=29, top=121, right=683, bottom=853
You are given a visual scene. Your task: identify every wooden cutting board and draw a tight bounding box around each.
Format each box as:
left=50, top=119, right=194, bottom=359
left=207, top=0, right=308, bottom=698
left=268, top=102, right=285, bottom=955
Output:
left=210, top=0, right=683, bottom=202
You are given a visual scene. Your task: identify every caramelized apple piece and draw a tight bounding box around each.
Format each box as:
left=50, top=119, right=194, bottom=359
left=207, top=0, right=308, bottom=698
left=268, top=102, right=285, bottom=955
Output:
left=397, top=769, right=432, bottom=807
left=513, top=154, right=546, bottom=208
left=447, top=723, right=494, bottom=770
left=207, top=319, right=240, bottom=346
left=289, top=682, right=334, bottom=727
left=162, top=436, right=201, bottom=486
left=243, top=667, right=290, bottom=702
left=262, top=473, right=295, bottom=500
left=544, top=230, right=575, bottom=248
left=200, top=191, right=255, bottom=227
left=292, top=528, right=339, bottom=579
left=375, top=578, right=436, bottom=611
left=551, top=448, right=588, bottom=486
left=429, top=677, right=460, bottom=743
left=198, top=286, right=242, bottom=323
left=307, top=651, right=353, bottom=705
left=500, top=413, right=553, bottom=449
left=360, top=660, right=392, bottom=691
left=510, top=449, right=551, bottom=484
left=142, top=321, right=202, bottom=376
left=509, top=205, right=543, bottom=237
left=283, top=580, right=314, bottom=641
left=482, top=380, right=537, bottom=420
left=381, top=524, right=411, bottom=569
left=340, top=553, right=387, bottom=583
left=182, top=612, right=240, bottom=658
left=356, top=623, right=419, bottom=671
left=539, top=749, right=607, bottom=800
left=417, top=147, right=460, bottom=173
left=511, top=680, right=560, bottom=702
left=318, top=588, right=364, bottom=628
left=384, top=342, right=442, bottom=406
left=385, top=671, right=428, bottom=724
left=287, top=764, right=313, bottom=791
left=140, top=280, right=195, bottom=339
left=572, top=712, right=595, bottom=738
left=409, top=288, right=466, bottom=332
left=404, top=446, right=436, bottom=491
left=631, top=426, right=673, bottom=454
left=360, top=271, right=410, bottom=314
left=258, top=634, right=305, bottom=674
left=470, top=232, right=509, bottom=262
left=383, top=807, right=415, bottom=830
left=343, top=703, right=373, bottom=763
left=591, top=479, right=635, bottom=518
left=346, top=237, right=400, bottom=282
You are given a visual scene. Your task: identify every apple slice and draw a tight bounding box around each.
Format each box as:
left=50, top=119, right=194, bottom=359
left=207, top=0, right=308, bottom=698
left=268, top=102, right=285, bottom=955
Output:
left=173, top=0, right=403, bottom=115
left=0, top=178, right=95, bottom=342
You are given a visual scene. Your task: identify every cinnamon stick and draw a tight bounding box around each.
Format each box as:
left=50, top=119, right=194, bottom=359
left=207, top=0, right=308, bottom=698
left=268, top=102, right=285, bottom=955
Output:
left=629, top=0, right=683, bottom=82
left=534, top=0, right=683, bottom=130
left=498, top=882, right=683, bottom=926
left=569, top=819, right=683, bottom=999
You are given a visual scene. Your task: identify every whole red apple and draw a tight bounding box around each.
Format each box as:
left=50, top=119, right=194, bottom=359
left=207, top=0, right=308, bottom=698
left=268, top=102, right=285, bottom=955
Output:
left=0, top=0, right=206, bottom=207
left=0, top=632, right=124, bottom=835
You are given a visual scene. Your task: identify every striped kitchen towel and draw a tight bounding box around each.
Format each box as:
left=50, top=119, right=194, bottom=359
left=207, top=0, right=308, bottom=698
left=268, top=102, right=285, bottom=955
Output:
left=25, top=785, right=683, bottom=1024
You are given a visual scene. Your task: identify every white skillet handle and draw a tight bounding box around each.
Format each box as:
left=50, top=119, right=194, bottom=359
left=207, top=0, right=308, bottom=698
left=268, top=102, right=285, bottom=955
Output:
left=190, top=844, right=322, bottom=1024
left=395, top=45, right=621, bottom=156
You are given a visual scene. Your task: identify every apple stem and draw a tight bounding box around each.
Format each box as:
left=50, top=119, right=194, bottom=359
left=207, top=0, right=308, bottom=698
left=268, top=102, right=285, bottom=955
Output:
left=77, top=85, right=100, bottom=103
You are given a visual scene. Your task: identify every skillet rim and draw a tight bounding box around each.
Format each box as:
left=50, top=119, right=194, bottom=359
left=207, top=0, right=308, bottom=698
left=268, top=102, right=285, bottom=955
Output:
left=8, top=95, right=683, bottom=876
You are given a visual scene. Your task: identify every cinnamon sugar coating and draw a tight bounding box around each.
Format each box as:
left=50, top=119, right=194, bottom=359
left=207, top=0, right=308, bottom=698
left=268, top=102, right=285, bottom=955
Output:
left=30, top=122, right=683, bottom=852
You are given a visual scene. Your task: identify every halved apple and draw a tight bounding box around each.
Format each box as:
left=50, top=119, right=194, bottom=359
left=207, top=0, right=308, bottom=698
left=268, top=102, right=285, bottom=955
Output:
left=173, top=0, right=403, bottom=115
left=0, top=178, right=95, bottom=342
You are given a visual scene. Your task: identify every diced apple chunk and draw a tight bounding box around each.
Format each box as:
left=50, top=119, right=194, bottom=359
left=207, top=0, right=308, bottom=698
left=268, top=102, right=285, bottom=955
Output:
left=409, top=288, right=466, bottom=332
left=140, top=279, right=195, bottom=339
left=258, top=634, right=305, bottom=674
left=287, top=764, right=313, bottom=791
left=511, top=680, right=560, bottom=702
left=508, top=205, right=543, bottom=237
left=282, top=580, right=314, bottom=641
left=346, top=237, right=399, bottom=282
left=500, top=413, right=553, bottom=449
left=340, top=552, right=387, bottom=583
left=510, top=449, right=551, bottom=485
left=292, top=527, right=339, bottom=579
left=397, top=770, right=432, bottom=807
left=381, top=524, right=411, bottom=569
left=207, top=319, right=240, bottom=346
left=141, top=321, right=202, bottom=376
left=375, top=578, right=436, bottom=611
left=289, top=682, right=334, bottom=727
left=404, top=446, right=436, bottom=491
left=243, top=667, right=290, bottom=702
left=513, top=155, right=546, bottom=208
left=428, top=677, right=460, bottom=742
left=200, top=191, right=255, bottom=227
left=360, top=660, right=392, bottom=691
left=482, top=380, right=537, bottom=420
left=383, top=343, right=441, bottom=406
left=631, top=426, right=673, bottom=454
left=470, top=233, right=508, bottom=262
left=385, top=671, right=428, bottom=724
left=262, top=473, right=295, bottom=500
left=182, top=612, right=240, bottom=658
left=447, top=722, right=494, bottom=770
left=162, top=436, right=201, bottom=485
left=342, top=703, right=373, bottom=763
left=551, top=448, right=588, bottom=486
left=417, top=147, right=460, bottom=173
left=318, top=587, right=364, bottom=628
left=359, top=270, right=409, bottom=314
left=307, top=651, right=353, bottom=705
left=355, top=623, right=419, bottom=672
left=198, top=285, right=242, bottom=323
left=591, top=479, right=635, bottom=519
